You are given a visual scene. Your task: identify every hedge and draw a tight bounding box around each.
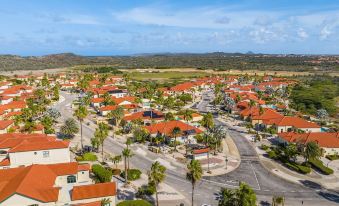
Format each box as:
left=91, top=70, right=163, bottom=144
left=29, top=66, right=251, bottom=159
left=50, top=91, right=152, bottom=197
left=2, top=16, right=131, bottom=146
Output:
left=92, top=164, right=112, bottom=183
left=309, top=158, right=334, bottom=175
left=285, top=162, right=311, bottom=174
left=326, top=155, right=339, bottom=161
left=117, top=200, right=152, bottom=206
left=120, top=169, right=142, bottom=181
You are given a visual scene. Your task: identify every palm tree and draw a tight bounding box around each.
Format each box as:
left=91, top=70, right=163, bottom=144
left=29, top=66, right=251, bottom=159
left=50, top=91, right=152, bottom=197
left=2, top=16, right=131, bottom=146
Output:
left=122, top=148, right=132, bottom=184
left=125, top=138, right=133, bottom=169
left=60, top=118, right=79, bottom=138
left=272, top=196, right=285, bottom=206
left=148, top=161, right=167, bottom=206
left=94, top=122, right=109, bottom=162
left=171, top=127, right=181, bottom=151
left=111, top=155, right=122, bottom=169
left=108, top=106, right=124, bottom=126
left=201, top=112, right=214, bottom=130
left=100, top=198, right=111, bottom=206
left=74, top=105, right=88, bottom=150
left=248, top=99, right=256, bottom=121
left=182, top=109, right=193, bottom=154
left=203, top=133, right=211, bottom=173
left=303, top=141, right=321, bottom=162
left=187, top=159, right=202, bottom=206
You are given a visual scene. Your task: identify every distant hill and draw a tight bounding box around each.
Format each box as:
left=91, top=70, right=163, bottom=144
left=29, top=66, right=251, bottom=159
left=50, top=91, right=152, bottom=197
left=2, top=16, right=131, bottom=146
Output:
left=0, top=52, right=338, bottom=72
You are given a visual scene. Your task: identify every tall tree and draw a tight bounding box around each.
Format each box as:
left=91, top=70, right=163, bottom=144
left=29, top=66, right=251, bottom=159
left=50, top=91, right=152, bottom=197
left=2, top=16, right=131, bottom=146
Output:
left=186, top=159, right=203, bottom=206
left=108, top=106, right=124, bottom=126
left=74, top=105, right=88, bottom=150
left=303, top=141, right=321, bottom=162
left=148, top=161, right=166, bottom=206
left=122, top=148, right=133, bottom=184
left=60, top=118, right=79, bottom=138
left=94, top=122, right=109, bottom=161
left=201, top=112, right=214, bottom=130
left=171, top=126, right=181, bottom=151
left=111, top=155, right=122, bottom=169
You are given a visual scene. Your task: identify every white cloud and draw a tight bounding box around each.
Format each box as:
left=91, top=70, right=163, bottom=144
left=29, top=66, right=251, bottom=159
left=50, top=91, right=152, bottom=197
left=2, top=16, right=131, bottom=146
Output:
left=297, top=28, right=309, bottom=39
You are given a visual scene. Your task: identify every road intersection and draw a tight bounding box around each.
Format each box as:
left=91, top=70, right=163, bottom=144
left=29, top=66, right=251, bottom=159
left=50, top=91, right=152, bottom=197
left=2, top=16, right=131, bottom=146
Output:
left=55, top=91, right=339, bottom=205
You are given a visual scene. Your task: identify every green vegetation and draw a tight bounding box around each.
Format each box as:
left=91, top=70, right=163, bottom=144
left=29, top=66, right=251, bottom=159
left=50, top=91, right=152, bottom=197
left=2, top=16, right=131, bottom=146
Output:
left=285, top=162, right=311, bottom=174
left=92, top=164, right=112, bottom=183
left=326, top=155, right=339, bottom=161
left=76, top=152, right=98, bottom=162
left=120, top=169, right=142, bottom=181
left=218, top=182, right=257, bottom=206
left=117, top=200, right=152, bottom=206
left=1, top=53, right=339, bottom=72
left=83, top=66, right=123, bottom=74
left=309, top=158, right=334, bottom=175
left=290, top=79, right=339, bottom=116
left=128, top=71, right=207, bottom=80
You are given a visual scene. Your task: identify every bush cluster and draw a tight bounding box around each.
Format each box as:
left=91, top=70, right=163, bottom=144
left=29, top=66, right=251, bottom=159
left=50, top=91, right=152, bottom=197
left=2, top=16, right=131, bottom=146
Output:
left=285, top=162, right=311, bottom=174
left=92, top=164, right=112, bottom=183
left=309, top=158, right=334, bottom=175
left=120, top=169, right=142, bottom=181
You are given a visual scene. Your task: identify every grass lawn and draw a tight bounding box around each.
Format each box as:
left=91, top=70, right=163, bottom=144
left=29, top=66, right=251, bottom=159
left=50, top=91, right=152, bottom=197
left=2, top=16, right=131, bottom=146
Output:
left=128, top=71, right=208, bottom=80
left=117, top=200, right=152, bottom=206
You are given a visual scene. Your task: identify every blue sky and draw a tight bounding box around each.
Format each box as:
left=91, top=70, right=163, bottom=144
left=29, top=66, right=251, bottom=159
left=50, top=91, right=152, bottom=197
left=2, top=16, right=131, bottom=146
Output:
left=1, top=0, right=339, bottom=55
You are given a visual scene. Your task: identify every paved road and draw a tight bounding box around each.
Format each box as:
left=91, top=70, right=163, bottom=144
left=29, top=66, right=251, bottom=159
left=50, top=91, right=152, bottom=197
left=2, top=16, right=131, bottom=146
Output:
left=197, top=90, right=339, bottom=205
left=55, top=91, right=339, bottom=205
left=55, top=92, right=221, bottom=205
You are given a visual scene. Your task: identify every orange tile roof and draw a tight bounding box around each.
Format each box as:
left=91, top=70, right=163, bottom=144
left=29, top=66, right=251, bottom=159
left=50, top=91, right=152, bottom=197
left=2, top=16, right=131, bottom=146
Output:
left=144, top=120, right=202, bottom=137
left=123, top=110, right=164, bottom=121
left=112, top=96, right=136, bottom=105
left=0, top=165, right=59, bottom=203
left=170, top=82, right=195, bottom=92
left=0, top=158, right=10, bottom=166
left=251, top=108, right=283, bottom=120
left=193, top=148, right=210, bottom=154
left=278, top=132, right=339, bottom=148
left=0, top=120, right=14, bottom=130
left=265, top=116, right=320, bottom=129
left=8, top=140, right=69, bottom=153
left=91, top=97, right=104, bottom=103
left=71, top=182, right=117, bottom=201
left=0, top=162, right=90, bottom=203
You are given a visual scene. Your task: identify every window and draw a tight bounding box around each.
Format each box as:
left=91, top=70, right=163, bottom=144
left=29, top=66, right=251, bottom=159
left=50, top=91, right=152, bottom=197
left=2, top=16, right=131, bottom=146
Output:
left=67, top=175, right=76, bottom=183
left=42, top=151, right=50, bottom=158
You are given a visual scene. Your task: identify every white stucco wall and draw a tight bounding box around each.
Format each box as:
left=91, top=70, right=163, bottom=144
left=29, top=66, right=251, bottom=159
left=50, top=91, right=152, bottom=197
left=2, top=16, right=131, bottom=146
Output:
left=1, top=194, right=55, bottom=206
left=9, top=148, right=70, bottom=167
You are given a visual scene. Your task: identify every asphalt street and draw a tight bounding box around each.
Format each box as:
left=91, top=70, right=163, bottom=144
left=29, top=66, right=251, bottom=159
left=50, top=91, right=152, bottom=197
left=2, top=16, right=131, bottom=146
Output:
left=55, top=91, right=339, bottom=206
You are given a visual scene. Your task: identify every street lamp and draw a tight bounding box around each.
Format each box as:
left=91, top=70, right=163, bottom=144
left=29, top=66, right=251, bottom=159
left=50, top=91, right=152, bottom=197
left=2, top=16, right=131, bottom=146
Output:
left=225, top=157, right=229, bottom=170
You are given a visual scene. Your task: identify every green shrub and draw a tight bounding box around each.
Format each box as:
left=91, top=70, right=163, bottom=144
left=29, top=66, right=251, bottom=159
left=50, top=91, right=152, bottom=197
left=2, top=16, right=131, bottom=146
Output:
left=260, top=144, right=270, bottom=151
left=117, top=200, right=152, bottom=206
left=268, top=150, right=277, bottom=159
left=136, top=183, right=156, bottom=198
left=309, top=158, right=334, bottom=175
left=326, top=155, right=339, bottom=161
left=92, top=164, right=112, bottom=183
left=120, top=169, right=142, bottom=181
left=285, top=162, right=311, bottom=174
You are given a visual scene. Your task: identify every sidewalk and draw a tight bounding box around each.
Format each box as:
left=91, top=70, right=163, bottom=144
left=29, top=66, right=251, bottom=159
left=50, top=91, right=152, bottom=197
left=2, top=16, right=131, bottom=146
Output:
left=260, top=151, right=339, bottom=191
